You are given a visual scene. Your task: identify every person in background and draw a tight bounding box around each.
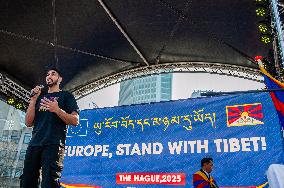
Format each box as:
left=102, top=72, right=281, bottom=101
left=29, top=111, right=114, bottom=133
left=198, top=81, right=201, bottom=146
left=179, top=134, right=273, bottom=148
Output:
left=192, top=157, right=219, bottom=188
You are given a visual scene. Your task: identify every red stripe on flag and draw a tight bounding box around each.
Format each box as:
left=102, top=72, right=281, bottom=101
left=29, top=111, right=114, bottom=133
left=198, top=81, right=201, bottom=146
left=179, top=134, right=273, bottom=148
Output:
left=244, top=105, right=253, bottom=113
left=248, top=113, right=263, bottom=119
left=228, top=111, right=240, bottom=117
left=270, top=92, right=284, bottom=116
left=228, top=117, right=240, bottom=124
left=228, top=106, right=241, bottom=113
left=247, top=104, right=262, bottom=113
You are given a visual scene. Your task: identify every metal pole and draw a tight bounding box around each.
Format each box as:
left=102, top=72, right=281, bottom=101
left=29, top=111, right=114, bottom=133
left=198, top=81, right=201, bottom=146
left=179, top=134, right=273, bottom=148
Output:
left=200, top=88, right=284, bottom=97
left=97, top=0, right=149, bottom=66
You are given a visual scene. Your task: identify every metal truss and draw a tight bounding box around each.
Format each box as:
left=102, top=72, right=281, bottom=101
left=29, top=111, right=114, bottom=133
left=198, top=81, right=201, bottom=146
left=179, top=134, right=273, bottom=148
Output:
left=0, top=63, right=264, bottom=102
left=0, top=72, right=30, bottom=104
left=72, top=62, right=263, bottom=99
left=271, top=0, right=284, bottom=67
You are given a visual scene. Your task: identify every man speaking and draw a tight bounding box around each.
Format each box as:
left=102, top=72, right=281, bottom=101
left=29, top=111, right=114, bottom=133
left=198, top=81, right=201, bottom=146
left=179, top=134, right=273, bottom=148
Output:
left=21, top=68, right=79, bottom=188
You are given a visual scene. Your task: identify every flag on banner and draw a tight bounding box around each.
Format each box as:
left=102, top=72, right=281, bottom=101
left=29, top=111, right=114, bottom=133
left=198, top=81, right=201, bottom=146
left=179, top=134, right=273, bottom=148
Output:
left=257, top=59, right=284, bottom=132
left=67, top=119, right=88, bottom=137
left=226, top=103, right=264, bottom=127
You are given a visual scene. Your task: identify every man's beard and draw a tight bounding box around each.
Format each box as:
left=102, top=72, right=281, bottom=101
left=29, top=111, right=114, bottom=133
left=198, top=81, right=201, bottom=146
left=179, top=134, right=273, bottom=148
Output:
left=47, top=79, right=58, bottom=87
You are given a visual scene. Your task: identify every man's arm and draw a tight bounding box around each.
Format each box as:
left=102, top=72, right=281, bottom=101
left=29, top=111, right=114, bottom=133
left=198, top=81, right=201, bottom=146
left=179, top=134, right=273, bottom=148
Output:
left=25, top=86, right=42, bottom=127
left=25, top=99, right=37, bottom=127
left=55, top=110, right=79, bottom=125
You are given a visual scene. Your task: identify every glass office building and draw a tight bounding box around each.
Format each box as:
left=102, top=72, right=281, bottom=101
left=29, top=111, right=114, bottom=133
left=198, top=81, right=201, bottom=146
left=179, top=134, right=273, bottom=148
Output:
left=0, top=100, right=32, bottom=187
left=119, top=73, right=172, bottom=106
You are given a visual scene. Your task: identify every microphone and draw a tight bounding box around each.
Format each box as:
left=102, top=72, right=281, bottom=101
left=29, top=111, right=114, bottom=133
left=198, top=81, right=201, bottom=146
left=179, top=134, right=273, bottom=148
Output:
left=30, top=85, right=44, bottom=97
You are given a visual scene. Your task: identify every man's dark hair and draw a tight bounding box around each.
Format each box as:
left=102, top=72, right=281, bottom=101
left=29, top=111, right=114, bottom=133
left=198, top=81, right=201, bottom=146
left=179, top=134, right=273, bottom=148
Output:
left=201, top=157, right=213, bottom=167
left=46, top=67, right=62, bottom=77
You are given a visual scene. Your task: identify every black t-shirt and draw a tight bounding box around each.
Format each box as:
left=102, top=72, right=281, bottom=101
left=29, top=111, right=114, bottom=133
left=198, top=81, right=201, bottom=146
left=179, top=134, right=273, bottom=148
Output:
left=29, top=91, right=79, bottom=146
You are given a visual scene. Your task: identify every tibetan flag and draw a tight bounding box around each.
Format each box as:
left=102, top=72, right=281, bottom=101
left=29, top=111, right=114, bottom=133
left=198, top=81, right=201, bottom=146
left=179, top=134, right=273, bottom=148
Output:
left=226, top=103, right=264, bottom=127
left=193, top=171, right=218, bottom=188
left=257, top=60, right=284, bottom=131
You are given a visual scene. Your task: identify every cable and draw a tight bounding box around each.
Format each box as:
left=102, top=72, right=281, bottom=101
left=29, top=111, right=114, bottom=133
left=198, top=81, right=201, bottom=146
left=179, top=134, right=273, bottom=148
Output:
left=0, top=29, right=132, bottom=64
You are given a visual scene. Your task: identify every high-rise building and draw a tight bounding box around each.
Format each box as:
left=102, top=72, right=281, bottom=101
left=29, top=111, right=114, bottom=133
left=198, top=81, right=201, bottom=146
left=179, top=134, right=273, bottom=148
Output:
left=0, top=100, right=32, bottom=187
left=118, top=74, right=172, bottom=106
left=190, top=90, right=214, bottom=98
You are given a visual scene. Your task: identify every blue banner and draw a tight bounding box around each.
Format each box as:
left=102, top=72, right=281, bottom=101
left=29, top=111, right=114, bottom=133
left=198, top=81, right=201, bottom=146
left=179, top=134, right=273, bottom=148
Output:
left=61, top=92, right=284, bottom=188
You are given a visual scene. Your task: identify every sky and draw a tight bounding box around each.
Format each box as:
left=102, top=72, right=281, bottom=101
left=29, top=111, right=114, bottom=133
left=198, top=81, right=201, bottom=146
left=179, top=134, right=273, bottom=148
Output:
left=77, top=73, right=265, bottom=109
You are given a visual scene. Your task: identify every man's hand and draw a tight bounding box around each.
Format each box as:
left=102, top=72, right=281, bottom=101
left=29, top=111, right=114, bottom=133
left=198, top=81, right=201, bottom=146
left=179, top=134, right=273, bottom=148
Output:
left=40, top=97, right=60, bottom=113
left=40, top=97, right=79, bottom=125
left=30, top=86, right=42, bottom=100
